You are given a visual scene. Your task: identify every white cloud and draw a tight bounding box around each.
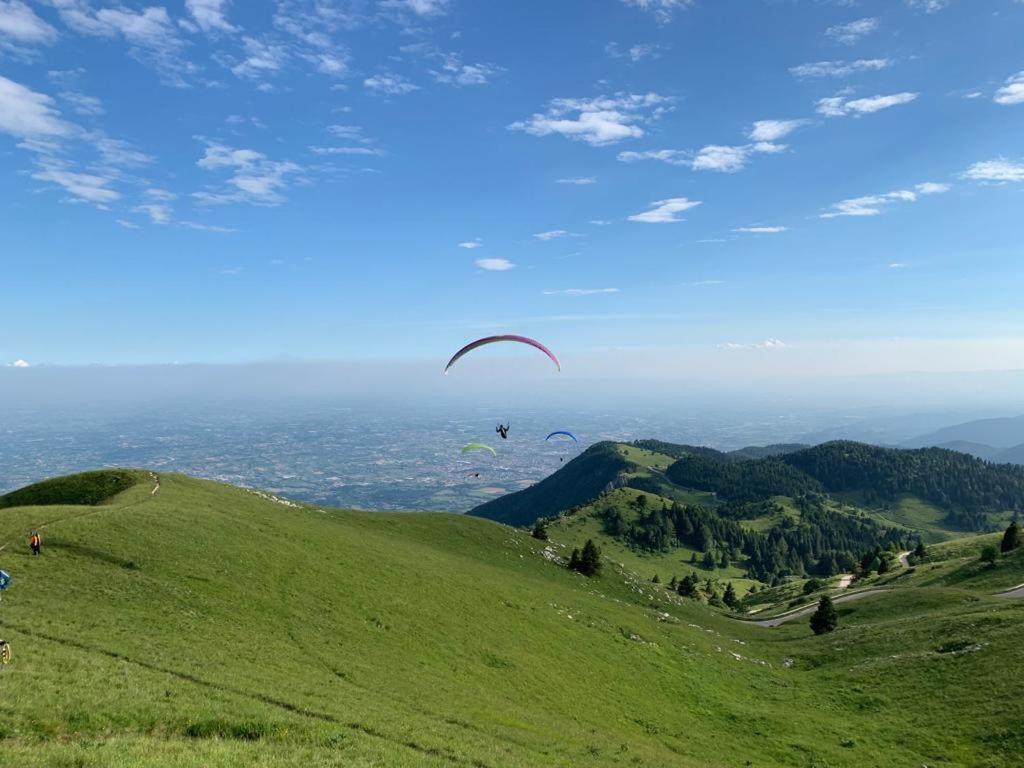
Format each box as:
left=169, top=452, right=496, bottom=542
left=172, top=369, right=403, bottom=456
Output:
left=8, top=359, right=30, bottom=367
left=232, top=36, right=288, bottom=79
left=181, top=221, right=236, bottom=232
left=458, top=239, right=482, bottom=249
left=719, top=338, right=788, bottom=351
left=748, top=119, right=806, bottom=143
left=60, top=91, right=103, bottom=116
left=134, top=203, right=171, bottom=224
left=682, top=279, right=724, bottom=285
left=0, top=1, right=58, bottom=43
left=589, top=219, right=611, bottom=226
left=31, top=162, right=119, bottom=205
left=543, top=288, right=620, bottom=296
left=93, top=136, right=153, bottom=167
left=994, top=72, right=1024, bottom=106
left=509, top=92, right=671, bottom=147
left=733, top=226, right=788, bottom=234
left=186, top=0, right=235, bottom=34
left=620, top=141, right=783, bottom=173
left=906, top=0, right=950, bottom=12
left=364, top=73, right=418, bottom=95
left=432, top=54, right=501, bottom=86
left=534, top=229, right=570, bottom=241
left=889, top=262, right=907, bottom=269
left=0, top=75, right=72, bottom=138
left=57, top=4, right=190, bottom=85
left=194, top=142, right=301, bottom=205
left=309, top=146, right=385, bottom=156
left=145, top=187, right=176, bottom=200
left=384, top=0, right=449, bottom=16
left=825, top=17, right=878, bottom=45
left=628, top=197, right=701, bottom=224
left=821, top=181, right=949, bottom=218
left=817, top=92, right=918, bottom=117
left=556, top=177, right=597, bottom=185
left=621, top=0, right=694, bottom=23
left=476, top=257, right=514, bottom=271
left=790, top=59, right=893, bottom=78
left=628, top=43, right=663, bottom=62
left=962, top=158, right=1024, bottom=183
left=117, top=219, right=140, bottom=229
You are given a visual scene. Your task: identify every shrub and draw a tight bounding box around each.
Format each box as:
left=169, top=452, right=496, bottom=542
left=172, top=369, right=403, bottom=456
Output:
left=802, top=578, right=824, bottom=595
left=810, top=596, right=838, bottom=635
left=980, top=545, right=999, bottom=565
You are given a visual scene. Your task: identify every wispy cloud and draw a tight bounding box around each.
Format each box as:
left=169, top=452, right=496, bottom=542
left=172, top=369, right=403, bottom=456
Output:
left=533, top=229, right=570, bottom=241
left=364, top=73, right=418, bottom=95
left=821, top=182, right=949, bottom=218
left=906, top=0, right=950, bottom=13
left=825, top=17, right=878, bottom=45
left=719, top=338, right=788, bottom=350
left=817, top=92, right=918, bottom=117
left=556, top=177, right=597, bottom=185
left=682, top=279, right=724, bottom=285
left=458, top=239, right=482, bottom=249
left=0, top=1, right=58, bottom=44
left=619, top=141, right=784, bottom=173
left=134, top=203, right=172, bottom=224
left=889, top=262, right=907, bottom=269
left=543, top=288, right=620, bottom=296
left=733, top=226, right=787, bottom=234
left=194, top=142, right=301, bottom=205
left=181, top=221, right=236, bottom=233
left=476, top=257, right=514, bottom=271
left=994, top=72, right=1024, bottom=106
left=7, top=359, right=30, bottom=368
left=383, top=0, right=450, bottom=16
left=309, top=146, right=385, bottom=156
left=628, top=197, right=701, bottom=223
left=185, top=0, right=236, bottom=35
left=621, top=0, right=694, bottom=23
left=962, top=158, right=1024, bottom=183
left=747, top=119, right=806, bottom=142
left=790, top=59, right=893, bottom=78
left=509, top=92, right=671, bottom=147
left=59, top=91, right=104, bottom=116
left=0, top=75, right=73, bottom=138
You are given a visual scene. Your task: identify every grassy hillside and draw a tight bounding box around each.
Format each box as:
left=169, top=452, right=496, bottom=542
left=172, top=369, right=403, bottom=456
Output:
left=0, top=471, right=1021, bottom=766
left=469, top=441, right=628, bottom=526
left=0, top=469, right=145, bottom=509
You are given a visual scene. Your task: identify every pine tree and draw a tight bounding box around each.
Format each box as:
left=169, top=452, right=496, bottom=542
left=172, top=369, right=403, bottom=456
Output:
left=723, top=582, right=738, bottom=608
left=980, top=544, right=999, bottom=566
left=568, top=548, right=581, bottom=572
left=702, top=550, right=716, bottom=570
left=877, top=556, right=890, bottom=575
left=810, top=596, right=838, bottom=635
left=651, top=574, right=660, bottom=584
left=1000, top=521, right=1022, bottom=553
left=719, top=551, right=730, bottom=569
left=669, top=576, right=678, bottom=590
left=531, top=520, right=548, bottom=541
left=914, top=541, right=927, bottom=561
left=578, top=539, right=602, bottom=576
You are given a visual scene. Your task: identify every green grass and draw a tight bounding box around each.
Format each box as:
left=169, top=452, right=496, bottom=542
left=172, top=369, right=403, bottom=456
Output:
left=616, top=445, right=675, bottom=472
left=0, top=471, right=1021, bottom=766
left=0, top=469, right=146, bottom=510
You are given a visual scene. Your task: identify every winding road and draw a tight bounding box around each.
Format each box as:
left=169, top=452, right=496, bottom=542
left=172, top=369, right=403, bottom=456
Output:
left=743, top=589, right=887, bottom=628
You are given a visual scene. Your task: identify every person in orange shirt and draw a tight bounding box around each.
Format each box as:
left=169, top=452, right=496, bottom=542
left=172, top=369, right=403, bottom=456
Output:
left=29, top=531, right=40, bottom=556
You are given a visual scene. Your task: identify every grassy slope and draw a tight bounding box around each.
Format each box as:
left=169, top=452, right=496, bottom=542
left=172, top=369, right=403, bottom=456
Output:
left=0, top=472, right=1021, bottom=767
left=544, top=487, right=759, bottom=595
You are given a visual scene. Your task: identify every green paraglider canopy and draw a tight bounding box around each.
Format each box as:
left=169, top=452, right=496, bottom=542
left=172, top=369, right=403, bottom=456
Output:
left=461, top=443, right=497, bottom=457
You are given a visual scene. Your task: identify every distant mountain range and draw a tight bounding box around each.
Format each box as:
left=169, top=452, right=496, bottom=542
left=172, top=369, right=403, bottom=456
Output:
left=900, top=415, right=1024, bottom=463
left=470, top=439, right=1024, bottom=534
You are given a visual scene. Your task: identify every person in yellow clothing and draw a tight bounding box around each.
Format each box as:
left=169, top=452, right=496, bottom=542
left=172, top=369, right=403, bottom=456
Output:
left=29, top=531, right=41, bottom=556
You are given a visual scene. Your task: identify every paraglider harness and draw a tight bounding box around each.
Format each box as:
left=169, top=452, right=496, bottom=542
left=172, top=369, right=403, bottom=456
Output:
left=496, top=423, right=510, bottom=440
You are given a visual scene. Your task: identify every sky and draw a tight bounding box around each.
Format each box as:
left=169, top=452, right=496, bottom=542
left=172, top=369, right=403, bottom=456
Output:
left=2, top=0, right=1024, bottom=380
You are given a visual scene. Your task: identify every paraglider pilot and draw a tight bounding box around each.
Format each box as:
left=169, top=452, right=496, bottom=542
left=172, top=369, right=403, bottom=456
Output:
left=29, top=531, right=40, bottom=556
left=496, top=423, right=510, bottom=440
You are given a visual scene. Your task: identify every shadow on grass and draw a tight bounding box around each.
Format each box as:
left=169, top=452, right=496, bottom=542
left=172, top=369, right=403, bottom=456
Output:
left=45, top=539, right=139, bottom=570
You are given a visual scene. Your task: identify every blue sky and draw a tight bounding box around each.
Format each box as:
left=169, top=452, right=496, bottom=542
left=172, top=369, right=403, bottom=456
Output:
left=1, top=0, right=1023, bottom=376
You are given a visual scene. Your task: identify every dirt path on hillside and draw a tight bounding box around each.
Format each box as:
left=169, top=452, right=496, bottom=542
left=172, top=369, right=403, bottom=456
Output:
left=741, top=589, right=888, bottom=628
left=995, top=582, right=1024, bottom=599
left=837, top=574, right=854, bottom=590
left=898, top=550, right=911, bottom=567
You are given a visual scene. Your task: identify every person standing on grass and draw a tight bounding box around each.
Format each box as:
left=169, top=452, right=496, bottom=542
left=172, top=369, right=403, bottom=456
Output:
left=29, top=531, right=41, bottom=556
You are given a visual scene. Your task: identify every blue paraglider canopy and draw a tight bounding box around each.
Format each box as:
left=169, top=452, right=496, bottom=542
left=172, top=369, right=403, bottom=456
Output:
left=0, top=570, right=11, bottom=590
left=545, top=431, right=578, bottom=442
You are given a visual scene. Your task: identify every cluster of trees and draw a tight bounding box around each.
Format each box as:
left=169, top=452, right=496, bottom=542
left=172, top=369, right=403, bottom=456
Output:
left=599, top=495, right=905, bottom=583
left=666, top=454, right=823, bottom=505
left=668, top=572, right=738, bottom=608
left=783, top=442, right=1024, bottom=531
left=568, top=539, right=602, bottom=577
